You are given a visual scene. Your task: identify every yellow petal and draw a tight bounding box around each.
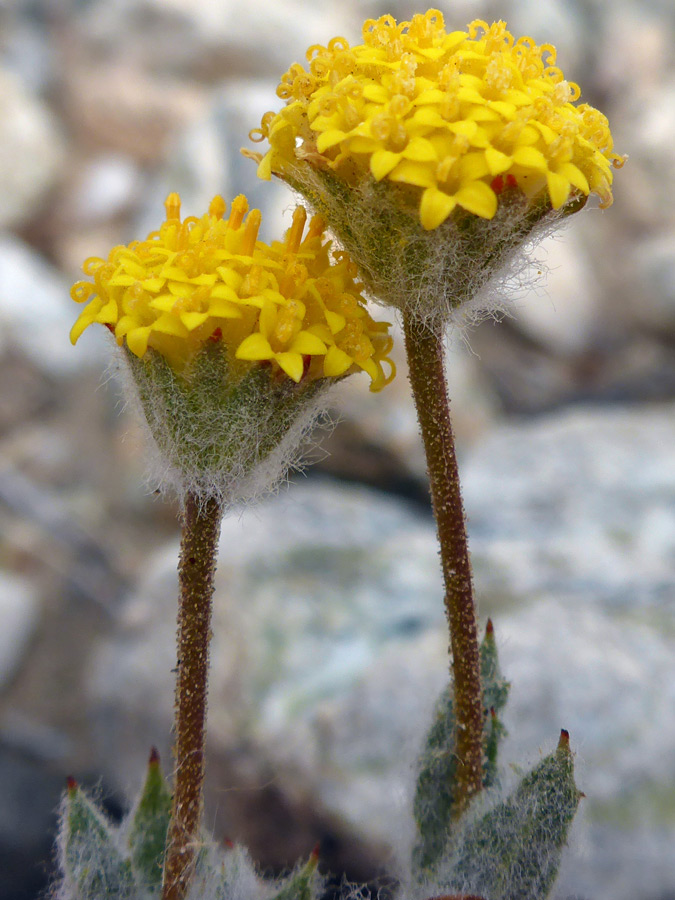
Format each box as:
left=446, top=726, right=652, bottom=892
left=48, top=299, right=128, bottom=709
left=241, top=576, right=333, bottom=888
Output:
left=323, top=345, right=353, bottom=377
left=275, top=352, right=304, bottom=382
left=210, top=284, right=240, bottom=302
left=484, top=146, right=513, bottom=175
left=389, top=159, right=435, bottom=188
left=257, top=152, right=273, bottom=181
left=347, top=136, right=381, bottom=154
left=512, top=146, right=549, bottom=173
left=316, top=129, right=348, bottom=153
left=419, top=187, right=457, bottom=230
left=402, top=137, right=437, bottom=162
left=357, top=357, right=379, bottom=381
left=149, top=294, right=176, bottom=312
left=486, top=100, right=518, bottom=119
left=179, top=311, right=210, bottom=331
left=306, top=324, right=333, bottom=343
left=458, top=151, right=491, bottom=180
left=362, top=83, right=389, bottom=103
left=235, top=333, right=274, bottom=360
left=152, top=314, right=188, bottom=337
left=448, top=120, right=478, bottom=140
left=125, top=326, right=152, bottom=358
left=96, top=299, right=118, bottom=324
left=455, top=181, right=498, bottom=219
left=209, top=299, right=242, bottom=319
left=289, top=331, right=327, bottom=355
left=70, top=314, right=95, bottom=345
left=141, top=277, right=165, bottom=292
left=557, top=162, right=590, bottom=194
left=412, top=88, right=446, bottom=106
left=325, top=310, right=346, bottom=334
left=370, top=149, right=402, bottom=181
left=411, top=107, right=447, bottom=129
left=546, top=171, right=571, bottom=209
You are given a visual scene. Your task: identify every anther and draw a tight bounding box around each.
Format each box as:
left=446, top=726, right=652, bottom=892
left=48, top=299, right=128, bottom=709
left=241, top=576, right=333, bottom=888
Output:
left=240, top=209, right=262, bottom=256
left=209, top=195, right=226, bottom=220
left=228, top=195, right=249, bottom=231
left=286, top=207, right=308, bottom=254
left=165, top=192, right=181, bottom=222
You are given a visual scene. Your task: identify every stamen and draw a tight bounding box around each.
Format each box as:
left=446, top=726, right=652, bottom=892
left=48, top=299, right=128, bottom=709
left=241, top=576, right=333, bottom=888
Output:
left=209, top=195, right=226, bottom=219
left=286, top=207, right=308, bottom=254
left=306, top=214, right=326, bottom=240
left=241, top=209, right=262, bottom=256
left=165, top=193, right=181, bottom=222
left=228, top=195, right=249, bottom=231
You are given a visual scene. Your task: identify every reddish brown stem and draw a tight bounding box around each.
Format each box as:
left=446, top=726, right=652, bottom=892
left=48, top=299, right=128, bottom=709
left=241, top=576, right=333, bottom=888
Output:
left=162, top=493, right=222, bottom=900
left=403, top=313, right=483, bottom=817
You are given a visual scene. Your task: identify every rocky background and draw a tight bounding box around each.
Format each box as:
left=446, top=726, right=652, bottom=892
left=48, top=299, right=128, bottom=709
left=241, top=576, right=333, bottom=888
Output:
left=0, top=1, right=674, bottom=898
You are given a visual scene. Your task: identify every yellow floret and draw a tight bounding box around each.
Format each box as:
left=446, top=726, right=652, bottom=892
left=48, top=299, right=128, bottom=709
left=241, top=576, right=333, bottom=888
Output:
left=70, top=194, right=395, bottom=391
left=251, top=9, right=623, bottom=229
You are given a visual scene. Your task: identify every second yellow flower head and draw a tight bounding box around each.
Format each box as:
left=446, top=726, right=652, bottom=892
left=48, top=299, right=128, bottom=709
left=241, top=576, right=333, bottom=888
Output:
left=71, top=194, right=394, bottom=391
left=252, top=10, right=623, bottom=230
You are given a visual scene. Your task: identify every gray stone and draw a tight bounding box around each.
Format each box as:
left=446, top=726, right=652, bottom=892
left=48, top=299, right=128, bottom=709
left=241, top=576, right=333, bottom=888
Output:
left=135, top=80, right=290, bottom=242
left=0, top=67, right=64, bottom=229
left=88, top=402, right=675, bottom=899
left=508, top=225, right=602, bottom=356
left=0, top=572, right=40, bottom=690
left=0, top=233, right=107, bottom=375
left=69, top=154, right=143, bottom=226
left=631, top=232, right=675, bottom=334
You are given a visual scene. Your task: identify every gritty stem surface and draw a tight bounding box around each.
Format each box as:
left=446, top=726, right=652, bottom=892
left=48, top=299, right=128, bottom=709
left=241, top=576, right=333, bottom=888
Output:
left=403, top=313, right=483, bottom=816
left=162, top=493, right=222, bottom=900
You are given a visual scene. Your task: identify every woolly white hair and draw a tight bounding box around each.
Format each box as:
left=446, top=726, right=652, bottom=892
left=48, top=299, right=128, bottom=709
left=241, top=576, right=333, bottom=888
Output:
left=117, top=342, right=336, bottom=512
left=283, top=162, right=569, bottom=331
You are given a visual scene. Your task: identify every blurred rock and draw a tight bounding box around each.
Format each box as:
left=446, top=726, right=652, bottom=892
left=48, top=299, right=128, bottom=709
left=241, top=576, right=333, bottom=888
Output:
left=325, top=323, right=499, bottom=490
left=463, top=403, right=675, bottom=614
left=89, top=401, right=675, bottom=897
left=509, top=224, right=601, bottom=356
left=77, top=0, right=350, bottom=80
left=68, top=154, right=143, bottom=226
left=0, top=67, right=64, bottom=229
left=499, top=598, right=675, bottom=900
left=0, top=573, right=40, bottom=689
left=135, top=80, right=290, bottom=241
left=631, top=231, right=675, bottom=335
left=62, top=57, right=207, bottom=163
left=0, top=233, right=107, bottom=375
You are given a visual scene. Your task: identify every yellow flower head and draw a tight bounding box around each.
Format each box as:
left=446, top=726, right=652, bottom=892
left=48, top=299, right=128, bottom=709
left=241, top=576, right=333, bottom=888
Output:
left=251, top=10, right=624, bottom=230
left=71, top=193, right=394, bottom=391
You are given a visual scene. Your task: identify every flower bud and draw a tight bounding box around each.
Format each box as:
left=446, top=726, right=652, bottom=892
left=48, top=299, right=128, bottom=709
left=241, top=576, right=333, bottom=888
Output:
left=71, top=194, right=394, bottom=504
left=247, top=10, right=624, bottom=325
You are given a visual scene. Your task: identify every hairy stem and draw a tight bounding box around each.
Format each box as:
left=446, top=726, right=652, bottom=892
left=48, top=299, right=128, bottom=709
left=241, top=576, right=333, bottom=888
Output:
left=162, top=493, right=222, bottom=900
left=403, top=313, right=483, bottom=817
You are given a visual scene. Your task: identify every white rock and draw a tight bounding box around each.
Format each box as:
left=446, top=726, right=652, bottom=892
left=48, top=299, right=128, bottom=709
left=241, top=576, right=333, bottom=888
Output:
left=0, top=572, right=40, bottom=690
left=135, top=81, right=290, bottom=242
left=89, top=402, right=675, bottom=899
left=0, top=233, right=107, bottom=375
left=70, top=154, right=143, bottom=225
left=509, top=224, right=602, bottom=355
left=0, top=67, right=64, bottom=229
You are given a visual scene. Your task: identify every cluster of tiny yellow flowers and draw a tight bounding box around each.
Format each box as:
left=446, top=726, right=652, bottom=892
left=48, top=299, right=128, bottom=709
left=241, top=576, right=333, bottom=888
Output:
left=251, top=9, right=624, bottom=230
left=70, top=194, right=394, bottom=391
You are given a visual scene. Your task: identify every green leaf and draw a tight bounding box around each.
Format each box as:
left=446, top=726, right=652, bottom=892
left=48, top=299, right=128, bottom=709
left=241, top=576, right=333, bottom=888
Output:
left=439, top=731, right=582, bottom=900
left=60, top=779, right=134, bottom=900
left=127, top=748, right=172, bottom=893
left=413, top=620, right=510, bottom=874
left=269, top=847, right=322, bottom=900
